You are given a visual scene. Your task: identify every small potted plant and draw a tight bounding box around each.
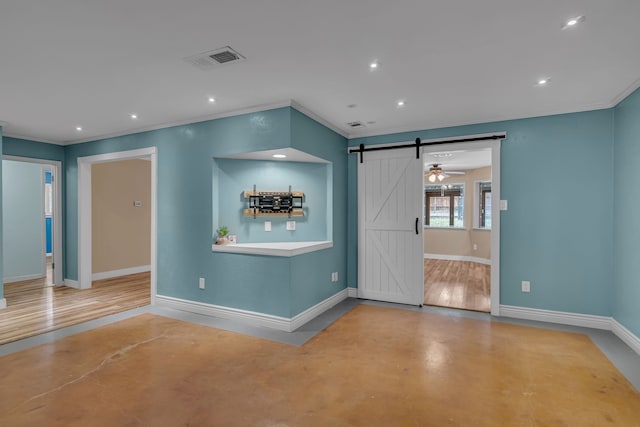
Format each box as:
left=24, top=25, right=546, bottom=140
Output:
left=216, top=226, right=230, bottom=245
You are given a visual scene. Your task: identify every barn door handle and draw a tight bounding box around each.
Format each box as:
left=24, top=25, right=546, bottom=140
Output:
left=415, top=218, right=419, bottom=235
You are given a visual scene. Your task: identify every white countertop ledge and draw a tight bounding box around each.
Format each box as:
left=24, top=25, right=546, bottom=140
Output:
left=211, top=241, right=333, bottom=257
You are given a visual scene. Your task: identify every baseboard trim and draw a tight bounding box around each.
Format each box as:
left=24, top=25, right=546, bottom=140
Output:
left=348, top=287, right=358, bottom=298
left=156, top=289, right=349, bottom=332
left=3, top=273, right=45, bottom=284
left=92, top=265, right=151, bottom=281
left=499, top=305, right=611, bottom=330
left=289, top=289, right=349, bottom=331
left=611, top=319, right=640, bottom=356
left=64, top=279, right=80, bottom=289
left=0, top=298, right=6, bottom=309
left=424, top=253, right=491, bottom=265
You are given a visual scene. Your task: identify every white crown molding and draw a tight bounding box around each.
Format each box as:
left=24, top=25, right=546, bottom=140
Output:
left=1, top=132, right=62, bottom=145
left=92, top=265, right=151, bottom=281
left=347, top=104, right=614, bottom=140
left=499, top=305, right=611, bottom=330
left=0, top=120, right=8, bottom=127
left=611, top=318, right=640, bottom=356
left=62, top=100, right=295, bottom=146
left=157, top=288, right=348, bottom=332
left=290, top=100, right=348, bottom=138
left=609, top=78, right=640, bottom=107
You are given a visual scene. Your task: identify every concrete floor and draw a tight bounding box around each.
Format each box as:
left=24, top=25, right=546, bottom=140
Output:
left=1, top=300, right=639, bottom=426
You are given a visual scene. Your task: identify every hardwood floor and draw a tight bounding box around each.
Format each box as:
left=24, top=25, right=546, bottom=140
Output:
left=424, top=258, right=490, bottom=312
left=0, top=272, right=150, bottom=345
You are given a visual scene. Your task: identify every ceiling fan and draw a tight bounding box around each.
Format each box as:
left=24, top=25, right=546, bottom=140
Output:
left=426, top=163, right=465, bottom=182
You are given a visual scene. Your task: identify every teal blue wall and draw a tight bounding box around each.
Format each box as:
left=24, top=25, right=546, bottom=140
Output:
left=349, top=109, right=615, bottom=316
left=2, top=136, right=66, bottom=280
left=59, top=107, right=346, bottom=317
left=2, top=160, right=46, bottom=280
left=290, top=109, right=349, bottom=312
left=613, top=87, right=640, bottom=337
left=213, top=159, right=330, bottom=243
left=3, top=136, right=65, bottom=161
left=0, top=128, right=3, bottom=299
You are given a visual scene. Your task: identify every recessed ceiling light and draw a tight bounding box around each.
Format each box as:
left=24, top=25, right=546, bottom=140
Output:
left=75, top=126, right=82, bottom=131
left=208, top=97, right=216, bottom=103
left=272, top=154, right=287, bottom=159
left=369, top=61, right=378, bottom=70
left=130, top=113, right=138, bottom=119
left=562, top=15, right=585, bottom=29
left=537, top=78, right=549, bottom=86
left=397, top=100, right=405, bottom=107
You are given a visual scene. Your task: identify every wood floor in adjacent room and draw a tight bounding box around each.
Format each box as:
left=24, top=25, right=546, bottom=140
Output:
left=424, top=258, right=491, bottom=312
left=1, top=304, right=639, bottom=426
left=0, top=272, right=150, bottom=345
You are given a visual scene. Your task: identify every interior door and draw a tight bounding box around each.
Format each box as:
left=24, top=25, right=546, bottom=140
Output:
left=358, top=147, right=424, bottom=305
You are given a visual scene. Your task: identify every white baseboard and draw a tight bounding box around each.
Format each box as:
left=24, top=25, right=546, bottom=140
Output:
left=156, top=288, right=348, bottom=332
left=499, top=305, right=611, bottom=330
left=3, top=273, right=45, bottom=284
left=424, top=253, right=491, bottom=265
left=348, top=287, right=358, bottom=298
left=92, top=265, right=151, bottom=281
left=0, top=298, right=6, bottom=309
left=611, top=319, right=640, bottom=356
left=64, top=279, right=80, bottom=289
left=289, top=289, right=348, bottom=331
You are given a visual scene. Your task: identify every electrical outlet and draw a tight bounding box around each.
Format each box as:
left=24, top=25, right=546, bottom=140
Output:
left=331, top=272, right=338, bottom=282
left=199, top=277, right=205, bottom=289
left=286, top=221, right=296, bottom=231
left=473, top=243, right=478, bottom=251
left=264, top=221, right=271, bottom=232
left=521, top=280, right=530, bottom=293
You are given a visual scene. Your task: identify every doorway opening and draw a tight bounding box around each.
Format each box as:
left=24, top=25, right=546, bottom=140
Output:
left=422, top=139, right=500, bottom=314
left=77, top=147, right=157, bottom=303
left=2, top=156, right=63, bottom=290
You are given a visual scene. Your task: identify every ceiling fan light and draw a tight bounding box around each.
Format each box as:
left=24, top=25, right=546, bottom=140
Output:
left=437, top=174, right=445, bottom=181
left=428, top=174, right=436, bottom=183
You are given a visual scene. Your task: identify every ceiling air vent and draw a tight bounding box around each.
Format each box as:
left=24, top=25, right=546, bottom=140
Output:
left=347, top=121, right=365, bottom=128
left=184, top=46, right=246, bottom=70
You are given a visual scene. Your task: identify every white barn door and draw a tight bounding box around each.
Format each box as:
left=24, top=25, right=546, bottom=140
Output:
left=358, top=147, right=424, bottom=305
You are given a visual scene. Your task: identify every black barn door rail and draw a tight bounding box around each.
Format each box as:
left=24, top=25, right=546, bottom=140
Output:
left=349, top=134, right=505, bottom=163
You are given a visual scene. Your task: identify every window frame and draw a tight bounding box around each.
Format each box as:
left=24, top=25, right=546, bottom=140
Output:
left=424, top=184, right=465, bottom=228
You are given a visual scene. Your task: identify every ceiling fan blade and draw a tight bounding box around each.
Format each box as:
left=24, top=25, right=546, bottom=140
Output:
left=444, top=171, right=465, bottom=175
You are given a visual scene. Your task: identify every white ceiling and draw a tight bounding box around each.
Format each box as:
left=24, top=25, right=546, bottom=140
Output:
left=424, top=148, right=491, bottom=171
left=1, top=0, right=639, bottom=145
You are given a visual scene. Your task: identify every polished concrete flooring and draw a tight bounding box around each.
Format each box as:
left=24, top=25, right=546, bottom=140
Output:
left=1, top=302, right=639, bottom=426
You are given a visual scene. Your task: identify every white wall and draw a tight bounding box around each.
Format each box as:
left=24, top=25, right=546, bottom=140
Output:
left=2, top=160, right=46, bottom=281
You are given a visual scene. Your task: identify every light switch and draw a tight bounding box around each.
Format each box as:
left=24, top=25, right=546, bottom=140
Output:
left=264, top=221, right=271, bottom=232
left=499, top=200, right=508, bottom=211
left=134, top=201, right=142, bottom=207
left=286, top=221, right=296, bottom=231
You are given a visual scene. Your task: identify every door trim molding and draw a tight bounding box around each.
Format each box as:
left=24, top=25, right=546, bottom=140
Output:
left=77, top=147, right=157, bottom=305
left=422, top=138, right=503, bottom=315
left=2, top=155, right=63, bottom=286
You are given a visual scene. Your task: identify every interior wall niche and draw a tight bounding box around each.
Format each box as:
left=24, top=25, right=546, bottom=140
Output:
left=212, top=157, right=332, bottom=244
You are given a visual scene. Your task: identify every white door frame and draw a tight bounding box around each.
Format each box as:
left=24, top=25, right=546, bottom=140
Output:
left=421, top=137, right=502, bottom=316
left=2, top=155, right=63, bottom=286
left=77, top=147, right=157, bottom=304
